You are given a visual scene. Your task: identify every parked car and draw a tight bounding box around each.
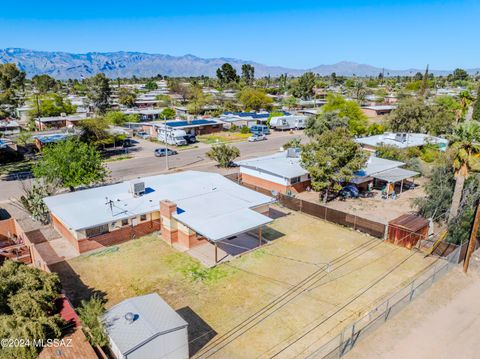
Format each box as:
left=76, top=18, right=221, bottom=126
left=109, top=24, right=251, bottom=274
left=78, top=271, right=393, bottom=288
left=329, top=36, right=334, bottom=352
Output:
left=136, top=131, right=150, bottom=139
left=248, top=134, right=267, bottom=142
left=154, top=148, right=178, bottom=157
left=338, top=185, right=359, bottom=199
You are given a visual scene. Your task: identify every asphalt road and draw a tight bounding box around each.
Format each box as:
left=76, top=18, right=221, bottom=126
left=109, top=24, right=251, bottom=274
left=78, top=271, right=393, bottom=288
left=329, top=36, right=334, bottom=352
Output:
left=0, top=131, right=305, bottom=202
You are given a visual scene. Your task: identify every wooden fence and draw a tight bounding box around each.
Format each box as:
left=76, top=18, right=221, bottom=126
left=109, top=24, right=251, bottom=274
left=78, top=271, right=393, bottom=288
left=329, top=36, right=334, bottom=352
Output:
left=225, top=173, right=387, bottom=239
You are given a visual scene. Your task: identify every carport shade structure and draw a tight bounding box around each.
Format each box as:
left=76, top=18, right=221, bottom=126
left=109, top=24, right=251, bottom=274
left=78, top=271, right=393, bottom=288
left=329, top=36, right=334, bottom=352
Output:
left=372, top=167, right=419, bottom=194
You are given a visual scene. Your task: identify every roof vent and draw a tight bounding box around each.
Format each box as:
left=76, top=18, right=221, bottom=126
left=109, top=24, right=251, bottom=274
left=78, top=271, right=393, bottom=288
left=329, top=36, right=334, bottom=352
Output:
left=129, top=180, right=145, bottom=197
left=124, top=312, right=135, bottom=324
left=286, top=148, right=300, bottom=158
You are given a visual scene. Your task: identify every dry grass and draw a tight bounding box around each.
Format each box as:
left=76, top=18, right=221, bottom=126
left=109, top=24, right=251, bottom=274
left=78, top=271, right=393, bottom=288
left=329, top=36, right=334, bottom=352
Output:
left=59, top=210, right=437, bottom=358
left=197, top=132, right=250, bottom=144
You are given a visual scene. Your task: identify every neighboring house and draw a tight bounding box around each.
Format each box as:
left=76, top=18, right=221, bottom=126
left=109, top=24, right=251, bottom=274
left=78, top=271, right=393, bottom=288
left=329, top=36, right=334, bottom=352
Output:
left=141, top=119, right=224, bottom=137
left=43, top=171, right=274, bottom=254
left=33, top=133, right=72, bottom=150
left=122, top=108, right=165, bottom=121
left=352, top=156, right=419, bottom=194
left=355, top=133, right=449, bottom=152
left=15, top=105, right=32, bottom=122
left=35, top=113, right=88, bottom=130
left=221, top=111, right=290, bottom=126
left=0, top=120, right=21, bottom=136
left=361, top=105, right=396, bottom=118
left=236, top=149, right=311, bottom=194
left=103, top=293, right=188, bottom=359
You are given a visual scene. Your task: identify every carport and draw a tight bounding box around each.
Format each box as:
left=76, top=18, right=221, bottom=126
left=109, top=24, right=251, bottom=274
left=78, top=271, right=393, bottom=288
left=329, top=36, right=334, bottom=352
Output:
left=175, top=207, right=273, bottom=265
left=372, top=167, right=419, bottom=196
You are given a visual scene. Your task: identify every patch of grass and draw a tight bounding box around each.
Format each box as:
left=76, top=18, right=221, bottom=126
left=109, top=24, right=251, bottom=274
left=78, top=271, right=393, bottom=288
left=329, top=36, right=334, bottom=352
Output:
left=104, top=155, right=133, bottom=162
left=164, top=252, right=230, bottom=283
left=198, top=132, right=250, bottom=144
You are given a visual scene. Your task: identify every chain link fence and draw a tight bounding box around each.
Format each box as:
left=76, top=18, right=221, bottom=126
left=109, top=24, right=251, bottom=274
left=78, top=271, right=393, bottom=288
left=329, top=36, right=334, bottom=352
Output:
left=305, top=244, right=462, bottom=359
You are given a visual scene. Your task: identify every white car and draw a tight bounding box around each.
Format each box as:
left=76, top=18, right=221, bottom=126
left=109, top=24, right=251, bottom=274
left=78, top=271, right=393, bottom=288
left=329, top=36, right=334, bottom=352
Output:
left=248, top=134, right=267, bottom=142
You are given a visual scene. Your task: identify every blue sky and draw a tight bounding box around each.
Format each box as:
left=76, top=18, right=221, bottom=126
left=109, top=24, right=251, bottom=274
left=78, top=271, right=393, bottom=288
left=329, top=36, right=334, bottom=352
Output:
left=1, top=0, right=478, bottom=70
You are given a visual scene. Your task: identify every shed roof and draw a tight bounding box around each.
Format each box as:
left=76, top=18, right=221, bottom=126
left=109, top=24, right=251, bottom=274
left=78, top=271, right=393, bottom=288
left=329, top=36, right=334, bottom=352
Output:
left=103, top=293, right=188, bottom=356
left=356, top=156, right=405, bottom=176
left=388, top=214, right=429, bottom=232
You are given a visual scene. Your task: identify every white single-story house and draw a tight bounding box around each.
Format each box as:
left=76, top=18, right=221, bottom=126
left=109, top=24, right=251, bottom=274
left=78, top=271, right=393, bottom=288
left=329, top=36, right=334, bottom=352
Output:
left=103, top=293, right=189, bottom=359
left=43, top=171, right=274, bottom=256
left=355, top=133, right=449, bottom=152
left=236, top=148, right=311, bottom=194
left=361, top=105, right=396, bottom=117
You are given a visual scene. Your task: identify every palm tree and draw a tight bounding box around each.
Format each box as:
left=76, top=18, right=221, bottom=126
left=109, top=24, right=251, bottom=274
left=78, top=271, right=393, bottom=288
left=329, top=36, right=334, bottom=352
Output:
left=448, top=121, right=480, bottom=222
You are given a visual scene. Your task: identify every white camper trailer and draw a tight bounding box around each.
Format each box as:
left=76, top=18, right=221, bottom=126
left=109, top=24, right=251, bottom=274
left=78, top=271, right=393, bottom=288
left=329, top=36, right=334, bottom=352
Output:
left=269, top=115, right=307, bottom=130
left=157, top=128, right=187, bottom=146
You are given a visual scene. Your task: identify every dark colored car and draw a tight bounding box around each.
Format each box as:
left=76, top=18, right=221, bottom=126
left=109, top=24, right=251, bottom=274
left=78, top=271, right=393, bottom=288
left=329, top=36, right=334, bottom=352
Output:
left=183, top=134, right=197, bottom=144
left=338, top=185, right=360, bottom=199
left=154, top=148, right=178, bottom=157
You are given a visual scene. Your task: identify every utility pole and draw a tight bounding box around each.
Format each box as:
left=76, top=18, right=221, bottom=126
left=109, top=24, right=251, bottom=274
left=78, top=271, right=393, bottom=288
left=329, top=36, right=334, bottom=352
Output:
left=163, top=115, right=169, bottom=170
left=463, top=201, right=480, bottom=273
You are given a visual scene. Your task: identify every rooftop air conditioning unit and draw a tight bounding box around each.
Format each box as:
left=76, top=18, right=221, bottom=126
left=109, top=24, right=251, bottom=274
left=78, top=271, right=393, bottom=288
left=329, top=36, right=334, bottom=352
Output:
left=286, top=148, right=300, bottom=158
left=130, top=180, right=145, bottom=197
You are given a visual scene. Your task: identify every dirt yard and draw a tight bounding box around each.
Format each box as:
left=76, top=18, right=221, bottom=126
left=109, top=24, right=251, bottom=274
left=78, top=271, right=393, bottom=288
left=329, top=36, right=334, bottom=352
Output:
left=346, top=267, right=480, bottom=359
left=53, top=209, right=438, bottom=358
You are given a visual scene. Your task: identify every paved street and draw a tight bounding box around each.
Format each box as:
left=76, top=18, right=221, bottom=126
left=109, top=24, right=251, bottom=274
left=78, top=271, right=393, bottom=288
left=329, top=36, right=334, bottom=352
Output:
left=0, top=131, right=305, bottom=201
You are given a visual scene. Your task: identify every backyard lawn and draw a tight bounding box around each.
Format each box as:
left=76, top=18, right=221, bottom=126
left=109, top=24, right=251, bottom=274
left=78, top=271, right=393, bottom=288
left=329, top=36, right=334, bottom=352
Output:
left=197, top=132, right=250, bottom=144
left=53, top=209, right=438, bottom=358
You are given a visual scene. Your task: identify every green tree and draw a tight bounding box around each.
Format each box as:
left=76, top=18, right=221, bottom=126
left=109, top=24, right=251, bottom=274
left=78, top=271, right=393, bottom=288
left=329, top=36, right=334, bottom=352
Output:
left=301, top=128, right=368, bottom=203
left=144, top=79, right=158, bottom=90
left=452, top=68, right=469, bottom=82
left=32, top=74, right=57, bottom=94
left=448, top=121, right=480, bottom=221
left=104, top=111, right=139, bottom=126
left=161, top=108, right=176, bottom=119
left=322, top=94, right=368, bottom=135
left=216, top=63, right=239, bottom=86
left=33, top=139, right=108, bottom=191
left=29, top=93, right=76, bottom=118
left=472, top=85, right=480, bottom=122
left=414, top=164, right=455, bottom=220
left=241, top=64, right=255, bottom=85
left=283, top=138, right=301, bottom=149
left=304, top=111, right=348, bottom=137
left=88, top=73, right=111, bottom=114
left=237, top=88, right=273, bottom=111
left=117, top=87, right=136, bottom=107
left=19, top=181, right=52, bottom=224
left=206, top=143, right=240, bottom=167
left=282, top=96, right=297, bottom=109
left=292, top=72, right=316, bottom=100
left=0, top=63, right=25, bottom=90
left=187, top=86, right=212, bottom=115
left=78, top=295, right=108, bottom=347
left=0, top=261, right=63, bottom=359
left=386, top=98, right=431, bottom=133
left=375, top=144, right=406, bottom=162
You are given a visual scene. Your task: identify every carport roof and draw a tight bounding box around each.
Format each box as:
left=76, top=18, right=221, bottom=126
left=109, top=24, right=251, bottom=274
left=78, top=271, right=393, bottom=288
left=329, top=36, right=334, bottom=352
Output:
left=372, top=168, right=419, bottom=183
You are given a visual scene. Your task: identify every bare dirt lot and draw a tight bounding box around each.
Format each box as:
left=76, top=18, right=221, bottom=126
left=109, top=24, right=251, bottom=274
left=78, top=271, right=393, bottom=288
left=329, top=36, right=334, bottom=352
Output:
left=53, top=209, right=438, bottom=358
left=346, top=267, right=480, bottom=359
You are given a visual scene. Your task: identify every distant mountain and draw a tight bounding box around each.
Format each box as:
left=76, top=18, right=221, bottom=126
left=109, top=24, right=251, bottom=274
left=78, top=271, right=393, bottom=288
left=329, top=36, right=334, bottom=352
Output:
left=0, top=48, right=477, bottom=79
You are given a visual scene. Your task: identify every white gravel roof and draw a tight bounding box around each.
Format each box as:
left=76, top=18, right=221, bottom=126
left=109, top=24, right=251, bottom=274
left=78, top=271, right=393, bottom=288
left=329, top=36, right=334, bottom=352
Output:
left=236, top=150, right=308, bottom=179
left=43, top=171, right=274, bottom=240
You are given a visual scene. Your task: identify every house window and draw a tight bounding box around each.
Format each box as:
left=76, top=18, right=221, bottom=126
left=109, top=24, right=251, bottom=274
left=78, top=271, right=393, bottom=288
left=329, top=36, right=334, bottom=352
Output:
left=140, top=214, right=147, bottom=221
left=121, top=219, right=129, bottom=226
left=291, top=176, right=301, bottom=184
left=85, top=224, right=109, bottom=238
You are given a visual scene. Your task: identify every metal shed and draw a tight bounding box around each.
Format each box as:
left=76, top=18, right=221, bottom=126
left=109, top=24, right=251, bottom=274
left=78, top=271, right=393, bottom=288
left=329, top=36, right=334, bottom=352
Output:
left=388, top=214, right=429, bottom=249
left=103, top=293, right=188, bottom=359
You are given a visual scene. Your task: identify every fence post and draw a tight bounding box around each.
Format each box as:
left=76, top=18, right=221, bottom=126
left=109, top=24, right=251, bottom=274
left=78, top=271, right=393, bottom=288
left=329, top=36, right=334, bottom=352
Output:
left=353, top=215, right=357, bottom=231
left=409, top=281, right=415, bottom=301
left=384, top=299, right=390, bottom=321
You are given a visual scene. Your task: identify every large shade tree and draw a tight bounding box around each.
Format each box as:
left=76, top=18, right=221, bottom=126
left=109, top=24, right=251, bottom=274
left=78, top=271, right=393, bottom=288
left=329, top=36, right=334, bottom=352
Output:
left=33, top=139, right=108, bottom=191
left=301, top=128, right=368, bottom=203
left=448, top=121, right=480, bottom=221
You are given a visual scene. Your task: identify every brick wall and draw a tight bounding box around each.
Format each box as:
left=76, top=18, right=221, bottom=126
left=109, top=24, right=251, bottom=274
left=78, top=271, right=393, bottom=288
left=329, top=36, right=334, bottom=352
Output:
left=51, top=214, right=80, bottom=252
left=241, top=173, right=289, bottom=194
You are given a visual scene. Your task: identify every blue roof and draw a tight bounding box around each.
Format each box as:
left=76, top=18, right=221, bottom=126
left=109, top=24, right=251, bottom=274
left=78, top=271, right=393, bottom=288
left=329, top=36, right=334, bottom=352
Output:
left=35, top=134, right=70, bottom=143
left=166, top=119, right=217, bottom=127
left=224, top=111, right=290, bottom=119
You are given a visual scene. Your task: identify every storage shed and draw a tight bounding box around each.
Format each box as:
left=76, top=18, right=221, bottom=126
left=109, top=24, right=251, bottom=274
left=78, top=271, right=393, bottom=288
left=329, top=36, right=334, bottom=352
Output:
left=387, top=214, right=429, bottom=249
left=103, top=293, right=188, bottom=359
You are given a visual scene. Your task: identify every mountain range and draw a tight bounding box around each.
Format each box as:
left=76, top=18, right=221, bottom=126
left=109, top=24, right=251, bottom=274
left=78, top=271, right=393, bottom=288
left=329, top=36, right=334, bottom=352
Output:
left=0, top=48, right=477, bottom=79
